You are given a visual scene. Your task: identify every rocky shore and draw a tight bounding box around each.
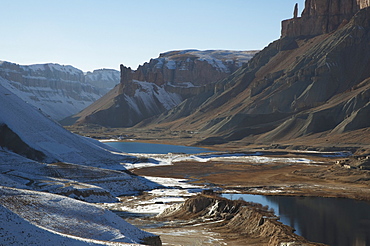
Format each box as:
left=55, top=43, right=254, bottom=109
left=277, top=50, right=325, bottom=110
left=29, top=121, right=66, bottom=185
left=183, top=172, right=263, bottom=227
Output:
left=156, top=193, right=326, bottom=246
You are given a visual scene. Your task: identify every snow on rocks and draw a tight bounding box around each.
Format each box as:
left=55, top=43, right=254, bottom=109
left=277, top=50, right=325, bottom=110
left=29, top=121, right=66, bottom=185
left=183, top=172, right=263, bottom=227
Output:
left=0, top=76, right=165, bottom=245
left=0, top=187, right=157, bottom=245
left=129, top=80, right=183, bottom=113
left=158, top=50, right=259, bottom=73
left=102, top=176, right=206, bottom=217
left=0, top=149, right=161, bottom=203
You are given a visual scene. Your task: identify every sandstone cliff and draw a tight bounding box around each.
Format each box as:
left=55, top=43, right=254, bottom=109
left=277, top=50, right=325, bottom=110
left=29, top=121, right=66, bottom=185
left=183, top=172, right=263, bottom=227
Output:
left=132, top=50, right=256, bottom=86
left=282, top=0, right=370, bottom=37
left=137, top=0, right=370, bottom=147
left=71, top=50, right=258, bottom=127
left=0, top=62, right=118, bottom=121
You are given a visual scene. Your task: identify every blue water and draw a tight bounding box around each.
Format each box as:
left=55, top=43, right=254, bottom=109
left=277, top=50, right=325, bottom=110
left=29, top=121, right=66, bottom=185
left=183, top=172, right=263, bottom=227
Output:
left=104, top=141, right=214, bottom=154
left=222, top=193, right=370, bottom=246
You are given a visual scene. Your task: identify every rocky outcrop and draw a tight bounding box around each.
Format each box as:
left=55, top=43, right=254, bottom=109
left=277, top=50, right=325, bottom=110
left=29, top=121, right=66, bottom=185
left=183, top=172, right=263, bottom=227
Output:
left=71, top=50, right=258, bottom=127
left=158, top=195, right=323, bottom=246
left=0, top=61, right=113, bottom=121
left=282, top=0, right=370, bottom=37
left=137, top=0, right=370, bottom=146
left=132, top=50, right=257, bottom=86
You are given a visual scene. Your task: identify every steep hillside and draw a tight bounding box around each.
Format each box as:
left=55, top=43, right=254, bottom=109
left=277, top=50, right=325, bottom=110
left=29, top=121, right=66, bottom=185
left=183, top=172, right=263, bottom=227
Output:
left=0, top=62, right=119, bottom=121
left=69, top=50, right=258, bottom=127
left=134, top=0, right=370, bottom=148
left=0, top=187, right=160, bottom=245
left=0, top=81, right=163, bottom=244
left=0, top=81, right=120, bottom=165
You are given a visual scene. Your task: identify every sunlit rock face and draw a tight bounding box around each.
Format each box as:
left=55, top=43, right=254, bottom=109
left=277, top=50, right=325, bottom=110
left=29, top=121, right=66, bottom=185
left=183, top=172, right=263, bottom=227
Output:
left=130, top=0, right=370, bottom=145
left=71, top=50, right=258, bottom=127
left=132, top=50, right=258, bottom=86
left=0, top=61, right=117, bottom=121
left=282, top=0, right=370, bottom=37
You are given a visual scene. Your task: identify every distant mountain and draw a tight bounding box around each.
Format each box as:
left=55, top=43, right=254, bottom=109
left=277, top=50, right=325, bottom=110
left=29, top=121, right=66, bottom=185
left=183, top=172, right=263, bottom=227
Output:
left=85, top=68, right=120, bottom=93
left=0, top=61, right=119, bottom=121
left=132, top=0, right=370, bottom=147
left=68, top=49, right=258, bottom=127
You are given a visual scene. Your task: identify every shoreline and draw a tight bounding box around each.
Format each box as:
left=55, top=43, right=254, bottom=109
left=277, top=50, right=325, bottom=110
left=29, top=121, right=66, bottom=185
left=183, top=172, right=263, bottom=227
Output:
left=131, top=153, right=370, bottom=202
left=95, top=138, right=370, bottom=201
left=94, top=139, right=370, bottom=244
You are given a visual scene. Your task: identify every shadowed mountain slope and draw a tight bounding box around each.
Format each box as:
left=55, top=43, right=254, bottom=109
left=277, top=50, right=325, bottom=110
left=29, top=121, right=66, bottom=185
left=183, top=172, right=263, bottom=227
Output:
left=137, top=0, right=370, bottom=146
left=67, top=50, right=258, bottom=127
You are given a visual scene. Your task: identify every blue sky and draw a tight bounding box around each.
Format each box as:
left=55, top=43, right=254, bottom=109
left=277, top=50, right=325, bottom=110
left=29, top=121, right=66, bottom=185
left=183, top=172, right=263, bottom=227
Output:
left=1, top=0, right=305, bottom=72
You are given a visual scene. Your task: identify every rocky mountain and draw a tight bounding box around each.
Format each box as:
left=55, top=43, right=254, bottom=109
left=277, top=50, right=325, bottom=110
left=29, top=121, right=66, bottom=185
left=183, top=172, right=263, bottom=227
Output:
left=68, top=50, right=258, bottom=127
left=134, top=0, right=370, bottom=146
left=85, top=68, right=120, bottom=93
left=0, top=61, right=119, bottom=121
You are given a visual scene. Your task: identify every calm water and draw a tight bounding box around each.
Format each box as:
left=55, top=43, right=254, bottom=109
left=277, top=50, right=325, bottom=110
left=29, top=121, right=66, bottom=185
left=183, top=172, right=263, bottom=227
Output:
left=105, top=141, right=370, bottom=245
left=223, top=194, right=370, bottom=246
left=104, top=141, right=213, bottom=154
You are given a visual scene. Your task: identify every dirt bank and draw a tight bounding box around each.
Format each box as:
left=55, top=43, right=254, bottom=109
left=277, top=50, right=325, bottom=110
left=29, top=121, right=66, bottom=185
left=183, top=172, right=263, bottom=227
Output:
left=156, top=194, right=326, bottom=246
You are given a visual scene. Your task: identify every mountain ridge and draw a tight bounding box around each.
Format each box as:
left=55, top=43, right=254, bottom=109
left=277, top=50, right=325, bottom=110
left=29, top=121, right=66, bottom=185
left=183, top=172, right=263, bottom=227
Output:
left=67, top=49, right=258, bottom=127
left=130, top=1, right=370, bottom=148
left=0, top=61, right=119, bottom=121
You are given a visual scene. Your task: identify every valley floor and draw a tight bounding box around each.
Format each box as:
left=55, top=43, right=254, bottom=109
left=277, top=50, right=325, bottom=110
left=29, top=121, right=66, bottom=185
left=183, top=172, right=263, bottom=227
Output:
left=132, top=152, right=370, bottom=201
left=120, top=150, right=369, bottom=245
left=64, top=125, right=370, bottom=244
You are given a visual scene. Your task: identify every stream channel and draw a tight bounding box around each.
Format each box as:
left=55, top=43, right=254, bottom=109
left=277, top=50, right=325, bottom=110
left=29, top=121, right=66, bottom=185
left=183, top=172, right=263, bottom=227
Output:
left=105, top=141, right=370, bottom=246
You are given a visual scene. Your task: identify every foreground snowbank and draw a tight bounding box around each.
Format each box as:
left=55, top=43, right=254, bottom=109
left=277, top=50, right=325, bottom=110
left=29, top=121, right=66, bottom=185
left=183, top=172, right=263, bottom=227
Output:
left=0, top=187, right=160, bottom=245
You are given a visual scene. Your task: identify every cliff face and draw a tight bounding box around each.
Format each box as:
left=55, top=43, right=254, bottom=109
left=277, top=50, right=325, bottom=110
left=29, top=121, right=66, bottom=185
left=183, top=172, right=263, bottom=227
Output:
left=139, top=0, right=370, bottom=146
left=132, top=50, right=257, bottom=86
left=72, top=50, right=258, bottom=127
left=85, top=69, right=120, bottom=93
left=282, top=0, right=370, bottom=37
left=0, top=62, right=117, bottom=121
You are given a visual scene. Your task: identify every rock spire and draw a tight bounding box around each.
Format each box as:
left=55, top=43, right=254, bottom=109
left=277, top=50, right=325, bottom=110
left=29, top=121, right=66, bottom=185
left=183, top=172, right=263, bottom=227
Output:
left=294, top=3, right=299, bottom=18
left=282, top=0, right=370, bottom=37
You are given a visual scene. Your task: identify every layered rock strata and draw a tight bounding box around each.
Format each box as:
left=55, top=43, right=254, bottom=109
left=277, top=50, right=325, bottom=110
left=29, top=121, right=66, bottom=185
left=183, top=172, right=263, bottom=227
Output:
left=85, top=68, right=120, bottom=93
left=282, top=0, right=370, bottom=37
left=0, top=62, right=119, bottom=121
left=137, top=0, right=370, bottom=146
left=71, top=50, right=258, bottom=127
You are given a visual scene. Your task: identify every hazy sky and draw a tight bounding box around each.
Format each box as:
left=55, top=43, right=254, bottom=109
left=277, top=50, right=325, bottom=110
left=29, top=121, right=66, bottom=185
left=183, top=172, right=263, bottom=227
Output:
left=1, top=0, right=305, bottom=72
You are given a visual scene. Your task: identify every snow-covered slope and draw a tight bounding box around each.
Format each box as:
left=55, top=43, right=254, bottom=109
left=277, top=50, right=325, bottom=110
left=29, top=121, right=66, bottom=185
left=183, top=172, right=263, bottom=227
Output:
left=0, top=80, right=119, bottom=164
left=0, top=187, right=157, bottom=245
left=0, top=83, right=161, bottom=192
left=0, top=61, right=118, bottom=121
left=0, top=83, right=162, bottom=244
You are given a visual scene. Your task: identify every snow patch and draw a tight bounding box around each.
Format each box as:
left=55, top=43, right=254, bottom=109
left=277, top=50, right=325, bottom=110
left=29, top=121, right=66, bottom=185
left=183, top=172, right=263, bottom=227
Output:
left=0, top=187, right=154, bottom=245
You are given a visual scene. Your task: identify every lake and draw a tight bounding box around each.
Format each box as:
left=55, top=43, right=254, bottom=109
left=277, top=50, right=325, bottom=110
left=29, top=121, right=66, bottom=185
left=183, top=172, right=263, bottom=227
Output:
left=222, top=193, right=370, bottom=246
left=105, top=141, right=370, bottom=245
left=104, top=141, right=214, bottom=154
